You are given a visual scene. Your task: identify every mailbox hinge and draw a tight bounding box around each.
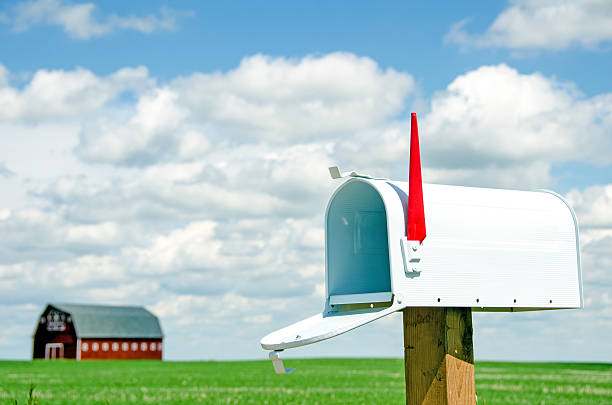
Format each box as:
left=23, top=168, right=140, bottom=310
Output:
left=328, top=166, right=387, bottom=180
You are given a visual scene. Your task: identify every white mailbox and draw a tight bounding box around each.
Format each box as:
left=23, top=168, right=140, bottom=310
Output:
left=261, top=115, right=582, bottom=358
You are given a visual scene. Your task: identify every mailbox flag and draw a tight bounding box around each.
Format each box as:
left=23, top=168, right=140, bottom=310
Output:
left=408, top=112, right=426, bottom=243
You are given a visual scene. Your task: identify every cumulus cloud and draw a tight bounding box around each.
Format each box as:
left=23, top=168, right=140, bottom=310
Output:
left=566, top=184, right=612, bottom=228
left=563, top=185, right=612, bottom=331
left=2, top=54, right=612, bottom=361
left=0, top=207, right=126, bottom=264
left=9, top=0, right=192, bottom=39
left=336, top=64, right=612, bottom=188
left=75, top=53, right=413, bottom=165
left=73, top=58, right=611, bottom=189
left=0, top=64, right=153, bottom=122
left=423, top=162, right=553, bottom=190
left=0, top=64, right=9, bottom=87
left=557, top=185, right=612, bottom=361
left=0, top=256, right=143, bottom=306
left=423, top=64, right=612, bottom=166
left=171, top=53, right=414, bottom=141
left=0, top=161, right=14, bottom=177
left=70, top=59, right=612, bottom=190
left=446, top=0, right=612, bottom=51
left=32, top=157, right=325, bottom=225
left=76, top=88, right=201, bottom=165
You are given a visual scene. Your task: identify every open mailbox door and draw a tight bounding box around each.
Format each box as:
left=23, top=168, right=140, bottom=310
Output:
left=260, top=113, right=582, bottom=363
left=262, top=178, right=406, bottom=351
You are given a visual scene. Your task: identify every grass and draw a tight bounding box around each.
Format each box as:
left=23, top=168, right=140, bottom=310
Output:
left=0, top=359, right=610, bottom=404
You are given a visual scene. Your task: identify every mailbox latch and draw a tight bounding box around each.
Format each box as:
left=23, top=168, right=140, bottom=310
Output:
left=401, top=239, right=422, bottom=275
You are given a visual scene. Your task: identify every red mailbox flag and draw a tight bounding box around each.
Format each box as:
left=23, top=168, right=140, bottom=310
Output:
left=407, top=112, right=426, bottom=243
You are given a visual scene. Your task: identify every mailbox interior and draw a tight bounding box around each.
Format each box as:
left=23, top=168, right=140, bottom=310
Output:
left=326, top=181, right=392, bottom=305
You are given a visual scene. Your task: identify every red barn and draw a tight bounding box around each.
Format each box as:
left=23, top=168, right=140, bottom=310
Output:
left=33, top=303, right=164, bottom=360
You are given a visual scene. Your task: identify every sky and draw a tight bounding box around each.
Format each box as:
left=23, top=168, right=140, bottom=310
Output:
left=0, top=0, right=611, bottom=362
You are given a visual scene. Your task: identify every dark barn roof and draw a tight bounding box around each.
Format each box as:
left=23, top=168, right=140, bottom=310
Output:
left=48, top=303, right=163, bottom=339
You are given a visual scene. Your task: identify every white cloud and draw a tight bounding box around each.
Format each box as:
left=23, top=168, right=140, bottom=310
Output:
left=0, top=64, right=153, bottom=122
left=2, top=55, right=612, bottom=361
left=446, top=0, right=612, bottom=51
left=66, top=59, right=610, bottom=192
left=561, top=186, right=612, bottom=347
left=243, top=314, right=272, bottom=324
left=0, top=256, right=126, bottom=302
left=171, top=53, right=414, bottom=142
left=29, top=157, right=327, bottom=226
left=0, top=208, right=126, bottom=263
left=566, top=184, right=612, bottom=228
left=0, top=161, right=14, bottom=177
left=0, top=64, right=9, bottom=87
left=65, top=221, right=120, bottom=246
left=10, top=0, right=191, bottom=39
left=74, top=54, right=412, bottom=166
left=336, top=64, right=612, bottom=188
left=422, top=162, right=553, bottom=190
left=424, top=64, right=612, bottom=166
left=130, top=221, right=222, bottom=274
left=0, top=303, right=40, bottom=359
left=76, top=88, right=198, bottom=165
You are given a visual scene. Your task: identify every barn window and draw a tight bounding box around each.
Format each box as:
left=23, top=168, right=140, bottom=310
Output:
left=92, top=343, right=99, bottom=351
left=141, top=342, right=147, bottom=351
left=82, top=342, right=88, bottom=351
left=122, top=342, right=128, bottom=351
left=102, top=342, right=109, bottom=351
left=150, top=343, right=156, bottom=351
left=158, top=342, right=162, bottom=351
left=40, top=317, right=45, bottom=324
left=46, top=310, right=66, bottom=331
left=112, top=343, right=119, bottom=351
left=131, top=342, right=138, bottom=351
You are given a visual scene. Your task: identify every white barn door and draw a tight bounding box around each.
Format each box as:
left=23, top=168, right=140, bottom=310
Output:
left=44, top=343, right=64, bottom=360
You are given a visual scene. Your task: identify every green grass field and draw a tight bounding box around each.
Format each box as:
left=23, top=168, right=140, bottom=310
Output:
left=1, top=359, right=610, bottom=404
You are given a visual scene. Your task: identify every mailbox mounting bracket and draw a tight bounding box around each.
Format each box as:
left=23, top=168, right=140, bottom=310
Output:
left=401, top=239, right=422, bottom=275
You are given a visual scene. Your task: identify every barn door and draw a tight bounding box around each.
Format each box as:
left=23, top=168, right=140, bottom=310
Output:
left=44, top=343, right=64, bottom=360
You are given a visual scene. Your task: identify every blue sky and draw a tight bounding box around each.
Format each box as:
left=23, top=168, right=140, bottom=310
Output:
left=1, top=0, right=611, bottom=362
left=3, top=1, right=611, bottom=98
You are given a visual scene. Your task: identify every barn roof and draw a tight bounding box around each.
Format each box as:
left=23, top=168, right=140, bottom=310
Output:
left=48, top=303, right=163, bottom=339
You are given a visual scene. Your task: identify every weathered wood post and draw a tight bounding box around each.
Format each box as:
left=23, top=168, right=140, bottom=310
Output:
left=403, top=307, right=475, bottom=404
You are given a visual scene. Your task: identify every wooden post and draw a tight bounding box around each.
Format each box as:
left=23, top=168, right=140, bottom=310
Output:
left=403, top=307, right=475, bottom=405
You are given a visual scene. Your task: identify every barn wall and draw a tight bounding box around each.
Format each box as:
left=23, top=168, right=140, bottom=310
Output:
left=80, top=338, right=163, bottom=360
left=33, top=307, right=77, bottom=359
